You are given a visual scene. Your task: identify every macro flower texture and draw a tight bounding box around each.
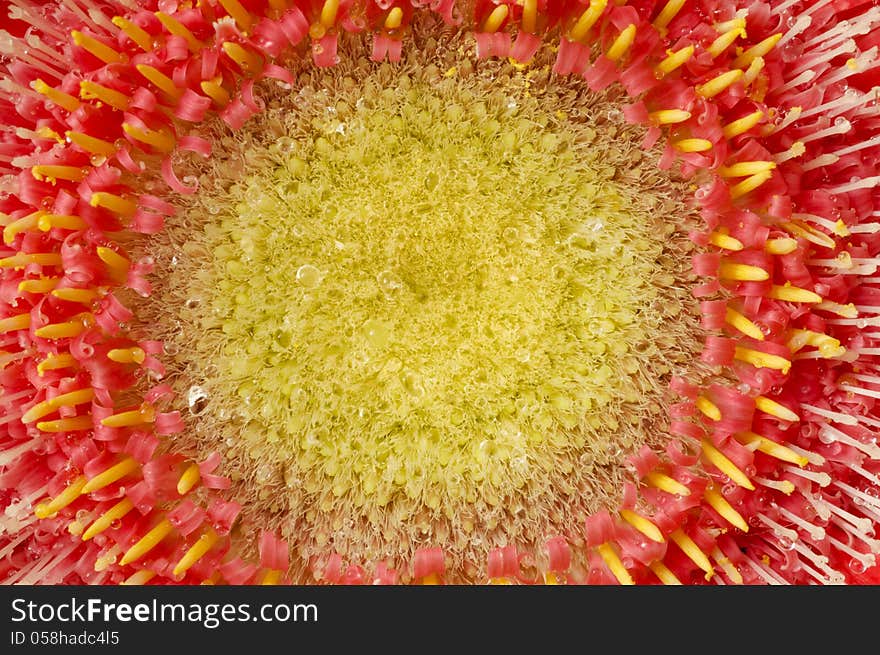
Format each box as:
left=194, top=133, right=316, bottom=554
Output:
left=0, top=0, right=879, bottom=588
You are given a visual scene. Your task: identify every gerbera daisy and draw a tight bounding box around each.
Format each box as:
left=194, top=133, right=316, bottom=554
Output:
left=0, top=0, right=879, bottom=586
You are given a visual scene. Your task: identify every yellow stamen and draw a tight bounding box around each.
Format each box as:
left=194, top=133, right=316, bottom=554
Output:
left=787, top=329, right=845, bottom=358
left=30, top=79, right=81, bottom=112
left=221, top=41, right=262, bottom=73
left=742, top=56, right=765, bottom=87
left=420, top=573, right=441, bottom=585
left=100, top=404, right=156, bottom=428
left=111, top=16, right=154, bottom=52
left=606, top=24, right=636, bottom=62
left=3, top=212, right=40, bottom=245
left=649, top=561, right=682, bottom=585
left=712, top=547, right=744, bottom=584
left=90, top=193, right=137, bottom=217
left=736, top=431, right=808, bottom=466
left=645, top=471, right=690, bottom=496
left=200, top=78, right=230, bottom=106
left=135, top=64, right=181, bottom=100
left=696, top=395, right=721, bottom=421
left=51, top=287, right=98, bottom=305
left=703, top=486, right=749, bottom=532
left=120, top=570, right=156, bottom=585
left=653, top=0, right=686, bottom=30
left=768, top=283, right=822, bottom=304
left=483, top=5, right=509, bottom=33
left=384, top=7, right=404, bottom=31
left=718, top=261, right=768, bottom=281
left=31, top=165, right=86, bottom=183
left=38, top=214, right=87, bottom=232
left=725, top=307, right=765, bottom=340
left=119, top=519, right=174, bottom=566
left=37, top=353, right=76, bottom=376
left=721, top=110, right=764, bottom=139
left=648, top=109, right=691, bottom=125
left=707, top=25, right=746, bottom=58
left=765, top=237, right=798, bottom=255
left=34, top=476, right=87, bottom=519
left=155, top=12, right=201, bottom=51
left=696, top=69, right=744, bottom=98
left=108, top=347, right=146, bottom=364
left=22, top=388, right=95, bottom=424
left=35, top=126, right=64, bottom=143
left=815, top=300, right=858, bottom=318
left=66, top=131, right=117, bottom=157
left=543, top=572, right=561, bottom=584
left=81, top=458, right=140, bottom=494
left=670, top=529, right=714, bottom=579
left=597, top=543, right=634, bottom=585
left=569, top=0, right=608, bottom=42
left=619, top=509, right=664, bottom=543
left=673, top=138, right=712, bottom=152
left=34, top=314, right=93, bottom=339
left=96, top=246, right=132, bottom=279
left=82, top=498, right=134, bottom=541
left=779, top=220, right=836, bottom=249
left=261, top=569, right=283, bottom=585
left=36, top=415, right=93, bottom=433
left=718, top=160, right=776, bottom=178
left=18, top=277, right=59, bottom=294
left=701, top=439, right=755, bottom=490
left=732, top=33, right=783, bottom=69
left=122, top=122, right=175, bottom=153
left=0, top=252, right=62, bottom=268
left=734, top=346, right=791, bottom=373
left=522, top=0, right=537, bottom=33
left=654, top=45, right=695, bottom=77
left=708, top=231, right=744, bottom=251
left=173, top=529, right=219, bottom=577
left=177, top=463, right=201, bottom=495
left=71, top=30, right=128, bottom=64
left=0, top=313, right=31, bottom=335
left=79, top=81, right=130, bottom=111
left=219, top=0, right=253, bottom=32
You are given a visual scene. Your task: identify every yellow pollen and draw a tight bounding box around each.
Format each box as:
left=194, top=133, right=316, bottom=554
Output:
left=696, top=69, right=744, bottom=98
left=108, top=347, right=146, bottom=364
left=111, top=16, right=154, bottom=52
left=37, top=353, right=76, bottom=376
left=768, top=283, right=822, bottom=304
left=765, top=237, right=798, bottom=255
left=79, top=81, right=130, bottom=111
left=34, top=476, right=87, bottom=519
left=701, top=439, right=755, bottom=490
left=483, top=5, right=509, bottom=33
left=708, top=231, right=744, bottom=251
left=222, top=41, right=262, bottom=73
left=779, top=221, right=836, bottom=249
left=200, top=78, right=231, bottom=106
left=543, top=572, right=561, bottom=585
left=261, top=570, right=283, bottom=585
left=703, top=486, right=749, bottom=532
left=90, top=193, right=137, bottom=217
left=597, top=543, right=634, bottom=585
left=100, top=404, right=156, bottom=428
left=36, top=415, right=94, bottom=433
left=732, top=33, right=783, bottom=69
left=569, top=0, right=608, bottom=42
left=653, top=0, right=687, bottom=30
left=173, top=529, right=219, bottom=577
left=51, top=287, right=98, bottom=305
left=119, top=519, right=174, bottom=566
left=725, top=307, right=765, bottom=340
left=695, top=395, right=721, bottom=420
left=645, top=471, right=690, bottom=496
left=65, top=131, right=117, bottom=157
left=120, top=570, right=157, bottom=585
left=18, top=277, right=60, bottom=294
left=219, top=0, right=253, bottom=32
left=82, top=498, right=135, bottom=541
left=654, top=45, right=695, bottom=77
left=134, top=64, right=182, bottom=100
left=707, top=25, right=746, bottom=58
left=735, top=431, right=808, bottom=466
left=0, top=252, right=62, bottom=268
left=649, top=560, right=682, bottom=585
left=34, top=314, right=94, bottom=339
left=39, top=214, right=87, bottom=232
left=155, top=12, right=201, bottom=51
left=721, top=110, right=764, bottom=139
left=619, top=509, right=665, bottom=543
left=522, top=0, right=538, bottom=33
left=21, top=387, right=95, bottom=424
left=734, top=346, right=791, bottom=373
left=718, top=160, right=776, bottom=178
left=648, top=109, right=691, bottom=125
left=787, top=329, right=845, bottom=358
left=31, top=165, right=87, bottom=183
left=384, top=7, right=403, bottom=31
left=177, top=463, right=201, bottom=495
left=3, top=212, right=40, bottom=245
left=71, top=30, right=128, bottom=64
left=81, top=457, right=140, bottom=494
left=672, top=138, right=712, bottom=152
left=319, top=0, right=340, bottom=29
left=30, top=79, right=81, bottom=112
left=718, top=261, right=768, bottom=281
left=606, top=24, right=637, bottom=62
left=420, top=573, right=442, bottom=585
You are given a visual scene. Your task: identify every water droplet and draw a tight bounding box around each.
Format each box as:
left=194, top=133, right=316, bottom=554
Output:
left=377, top=269, right=404, bottom=295
left=362, top=319, right=392, bottom=348
left=187, top=385, right=210, bottom=415
left=89, top=154, right=106, bottom=166
left=296, top=264, right=322, bottom=288
left=255, top=463, right=274, bottom=484
left=849, top=557, right=868, bottom=574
